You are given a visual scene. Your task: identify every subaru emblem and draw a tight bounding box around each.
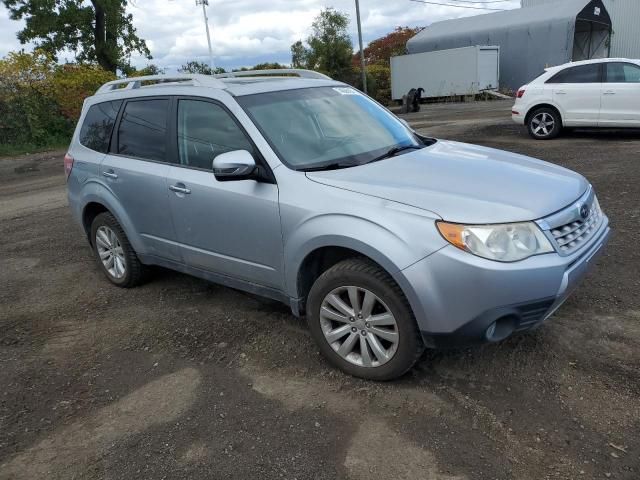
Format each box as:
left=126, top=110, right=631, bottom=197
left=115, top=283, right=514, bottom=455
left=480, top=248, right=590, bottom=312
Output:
left=580, top=204, right=590, bottom=219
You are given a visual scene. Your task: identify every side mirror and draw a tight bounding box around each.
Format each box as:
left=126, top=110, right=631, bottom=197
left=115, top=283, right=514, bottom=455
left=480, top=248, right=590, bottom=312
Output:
left=212, top=150, right=256, bottom=181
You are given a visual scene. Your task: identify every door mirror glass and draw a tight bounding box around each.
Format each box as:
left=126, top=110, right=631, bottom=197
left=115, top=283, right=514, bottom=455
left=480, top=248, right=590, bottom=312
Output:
left=212, top=150, right=256, bottom=181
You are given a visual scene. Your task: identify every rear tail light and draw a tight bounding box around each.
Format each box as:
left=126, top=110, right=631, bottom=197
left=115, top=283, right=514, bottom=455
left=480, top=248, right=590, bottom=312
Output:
left=517, top=89, right=525, bottom=98
left=64, top=153, right=74, bottom=179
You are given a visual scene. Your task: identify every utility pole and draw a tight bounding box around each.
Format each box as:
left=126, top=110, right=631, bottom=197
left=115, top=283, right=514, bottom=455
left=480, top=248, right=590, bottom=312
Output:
left=354, top=0, right=368, bottom=94
left=196, top=0, right=215, bottom=72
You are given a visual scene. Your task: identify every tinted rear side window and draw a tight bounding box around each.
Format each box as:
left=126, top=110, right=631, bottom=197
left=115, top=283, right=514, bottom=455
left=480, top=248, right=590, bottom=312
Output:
left=117, top=99, right=169, bottom=162
left=79, top=100, right=122, bottom=153
left=547, top=64, right=602, bottom=84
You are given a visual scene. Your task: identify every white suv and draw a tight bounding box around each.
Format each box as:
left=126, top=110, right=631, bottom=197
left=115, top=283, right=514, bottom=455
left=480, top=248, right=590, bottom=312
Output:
left=512, top=58, right=640, bottom=139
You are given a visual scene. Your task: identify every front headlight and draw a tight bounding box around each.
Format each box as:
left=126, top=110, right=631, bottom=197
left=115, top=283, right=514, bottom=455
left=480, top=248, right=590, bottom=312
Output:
left=436, top=221, right=554, bottom=262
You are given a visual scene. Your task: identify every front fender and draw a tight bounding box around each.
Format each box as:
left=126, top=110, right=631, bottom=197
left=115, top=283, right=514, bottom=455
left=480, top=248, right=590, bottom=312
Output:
left=283, top=210, right=447, bottom=300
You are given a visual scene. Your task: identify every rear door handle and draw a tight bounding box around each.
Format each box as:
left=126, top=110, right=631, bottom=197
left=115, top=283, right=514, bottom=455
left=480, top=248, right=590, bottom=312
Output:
left=603, top=90, right=616, bottom=95
left=102, top=170, right=118, bottom=179
left=555, top=90, right=567, bottom=95
left=169, top=184, right=191, bottom=195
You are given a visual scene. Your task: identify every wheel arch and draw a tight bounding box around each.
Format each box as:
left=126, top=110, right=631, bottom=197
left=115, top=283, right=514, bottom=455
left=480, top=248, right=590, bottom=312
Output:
left=288, top=238, right=411, bottom=316
left=82, top=202, right=110, bottom=243
left=78, top=183, right=145, bottom=254
left=525, top=103, right=564, bottom=126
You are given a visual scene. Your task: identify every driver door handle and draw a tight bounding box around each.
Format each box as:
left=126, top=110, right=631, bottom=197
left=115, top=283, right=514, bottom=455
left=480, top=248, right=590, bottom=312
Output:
left=169, top=184, right=191, bottom=195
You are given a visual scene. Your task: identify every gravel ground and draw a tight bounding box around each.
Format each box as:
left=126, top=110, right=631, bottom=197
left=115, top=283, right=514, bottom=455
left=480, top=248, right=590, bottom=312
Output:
left=0, top=99, right=638, bottom=480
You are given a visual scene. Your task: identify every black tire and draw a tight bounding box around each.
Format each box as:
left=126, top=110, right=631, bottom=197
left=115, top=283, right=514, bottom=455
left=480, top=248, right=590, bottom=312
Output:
left=306, top=258, right=424, bottom=381
left=527, top=107, right=562, bottom=140
left=90, top=212, right=146, bottom=288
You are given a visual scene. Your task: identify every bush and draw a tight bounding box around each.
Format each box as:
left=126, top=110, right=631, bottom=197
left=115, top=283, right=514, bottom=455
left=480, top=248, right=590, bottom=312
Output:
left=349, top=63, right=392, bottom=105
left=0, top=50, right=115, bottom=151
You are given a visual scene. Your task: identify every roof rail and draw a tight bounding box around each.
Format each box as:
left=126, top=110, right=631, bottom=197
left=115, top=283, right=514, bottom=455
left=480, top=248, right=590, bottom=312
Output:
left=215, top=69, right=331, bottom=80
left=95, top=74, right=226, bottom=94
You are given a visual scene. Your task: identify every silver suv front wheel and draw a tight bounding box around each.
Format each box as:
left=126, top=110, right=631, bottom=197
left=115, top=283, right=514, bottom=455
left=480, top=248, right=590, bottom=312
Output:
left=306, top=258, right=424, bottom=381
left=320, top=286, right=399, bottom=368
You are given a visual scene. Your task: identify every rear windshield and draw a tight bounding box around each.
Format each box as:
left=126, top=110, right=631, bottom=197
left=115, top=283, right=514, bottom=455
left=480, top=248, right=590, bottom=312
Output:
left=79, top=100, right=122, bottom=153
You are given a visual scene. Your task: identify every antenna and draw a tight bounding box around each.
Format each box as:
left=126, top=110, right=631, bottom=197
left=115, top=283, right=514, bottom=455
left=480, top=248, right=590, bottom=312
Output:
left=196, top=0, right=215, bottom=71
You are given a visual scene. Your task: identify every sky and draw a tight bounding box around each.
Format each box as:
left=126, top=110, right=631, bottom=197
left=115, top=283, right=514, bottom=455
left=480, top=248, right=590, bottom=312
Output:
left=0, top=0, right=520, bottom=72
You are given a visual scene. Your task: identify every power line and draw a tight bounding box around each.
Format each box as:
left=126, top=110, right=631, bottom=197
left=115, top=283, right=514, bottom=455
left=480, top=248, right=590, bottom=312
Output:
left=408, top=0, right=508, bottom=10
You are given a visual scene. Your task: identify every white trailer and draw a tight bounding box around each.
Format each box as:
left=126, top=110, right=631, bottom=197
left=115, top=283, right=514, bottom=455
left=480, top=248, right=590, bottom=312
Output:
left=390, top=45, right=500, bottom=100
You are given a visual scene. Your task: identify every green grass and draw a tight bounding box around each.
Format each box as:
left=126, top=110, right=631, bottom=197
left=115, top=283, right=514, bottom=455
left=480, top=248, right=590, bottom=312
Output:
left=0, top=140, right=69, bottom=158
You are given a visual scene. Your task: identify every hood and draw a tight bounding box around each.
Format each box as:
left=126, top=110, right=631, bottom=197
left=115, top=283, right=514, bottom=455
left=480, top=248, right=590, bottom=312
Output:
left=306, top=140, right=588, bottom=224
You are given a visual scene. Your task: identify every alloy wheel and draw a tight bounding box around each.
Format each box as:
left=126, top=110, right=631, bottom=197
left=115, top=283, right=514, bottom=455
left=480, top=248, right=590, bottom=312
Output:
left=531, top=112, right=555, bottom=137
left=319, top=286, right=399, bottom=368
left=95, top=226, right=126, bottom=279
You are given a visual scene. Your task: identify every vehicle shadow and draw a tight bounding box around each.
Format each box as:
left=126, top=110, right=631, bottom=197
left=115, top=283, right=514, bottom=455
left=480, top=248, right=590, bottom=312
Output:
left=563, top=128, right=640, bottom=141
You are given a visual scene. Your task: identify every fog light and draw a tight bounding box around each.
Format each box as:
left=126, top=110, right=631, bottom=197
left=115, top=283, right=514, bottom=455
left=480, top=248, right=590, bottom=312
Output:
left=485, top=315, right=517, bottom=342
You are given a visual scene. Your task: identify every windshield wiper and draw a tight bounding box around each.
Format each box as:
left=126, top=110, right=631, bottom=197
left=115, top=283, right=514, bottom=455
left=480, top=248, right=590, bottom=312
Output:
left=300, top=161, right=359, bottom=172
left=300, top=144, right=424, bottom=172
left=366, top=144, right=424, bottom=165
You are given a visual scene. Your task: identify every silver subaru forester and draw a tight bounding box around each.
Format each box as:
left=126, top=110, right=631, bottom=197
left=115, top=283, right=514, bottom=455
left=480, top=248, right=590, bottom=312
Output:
left=66, top=70, right=610, bottom=380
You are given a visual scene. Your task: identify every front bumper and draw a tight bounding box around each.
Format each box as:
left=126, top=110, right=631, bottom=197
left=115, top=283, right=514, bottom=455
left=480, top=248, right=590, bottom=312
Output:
left=396, top=216, right=610, bottom=347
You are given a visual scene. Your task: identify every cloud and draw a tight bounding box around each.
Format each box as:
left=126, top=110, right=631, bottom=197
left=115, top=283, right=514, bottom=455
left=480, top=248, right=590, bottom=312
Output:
left=0, top=0, right=520, bottom=71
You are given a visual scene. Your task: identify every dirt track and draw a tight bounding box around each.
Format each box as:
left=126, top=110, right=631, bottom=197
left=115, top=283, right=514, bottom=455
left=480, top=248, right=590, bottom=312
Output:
left=1, top=100, right=639, bottom=479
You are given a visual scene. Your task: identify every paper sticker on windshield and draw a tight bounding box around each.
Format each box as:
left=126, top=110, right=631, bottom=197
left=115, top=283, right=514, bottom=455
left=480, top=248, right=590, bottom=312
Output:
left=333, top=87, right=360, bottom=95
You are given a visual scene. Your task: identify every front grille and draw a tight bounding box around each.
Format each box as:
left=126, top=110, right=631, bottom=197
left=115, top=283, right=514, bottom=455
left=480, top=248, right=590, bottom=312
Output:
left=549, top=197, right=602, bottom=255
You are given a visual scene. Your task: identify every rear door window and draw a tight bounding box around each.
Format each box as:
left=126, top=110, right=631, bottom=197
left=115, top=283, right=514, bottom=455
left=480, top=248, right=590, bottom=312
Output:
left=547, top=64, right=602, bottom=84
left=117, top=99, right=169, bottom=162
left=79, top=100, right=122, bottom=153
left=606, top=62, right=640, bottom=83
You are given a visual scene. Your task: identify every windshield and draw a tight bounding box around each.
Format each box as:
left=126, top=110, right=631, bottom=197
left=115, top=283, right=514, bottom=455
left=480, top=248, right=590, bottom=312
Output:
left=236, top=86, right=422, bottom=170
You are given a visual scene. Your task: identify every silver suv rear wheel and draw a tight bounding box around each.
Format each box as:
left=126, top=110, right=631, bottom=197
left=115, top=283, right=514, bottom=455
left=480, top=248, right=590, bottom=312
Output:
left=95, top=226, right=127, bottom=279
left=90, top=212, right=146, bottom=288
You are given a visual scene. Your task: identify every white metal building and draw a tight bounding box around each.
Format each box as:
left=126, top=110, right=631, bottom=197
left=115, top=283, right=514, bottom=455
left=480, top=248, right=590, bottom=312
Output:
left=408, top=0, right=611, bottom=90
left=522, top=0, right=640, bottom=59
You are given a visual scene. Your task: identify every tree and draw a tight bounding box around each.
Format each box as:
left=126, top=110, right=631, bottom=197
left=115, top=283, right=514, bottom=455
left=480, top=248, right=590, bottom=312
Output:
left=125, top=64, right=165, bottom=77
left=354, top=27, right=423, bottom=68
left=2, top=0, right=151, bottom=73
left=179, top=61, right=226, bottom=75
left=232, top=62, right=288, bottom=72
left=291, top=41, right=307, bottom=69
left=290, top=8, right=353, bottom=80
left=252, top=62, right=288, bottom=71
